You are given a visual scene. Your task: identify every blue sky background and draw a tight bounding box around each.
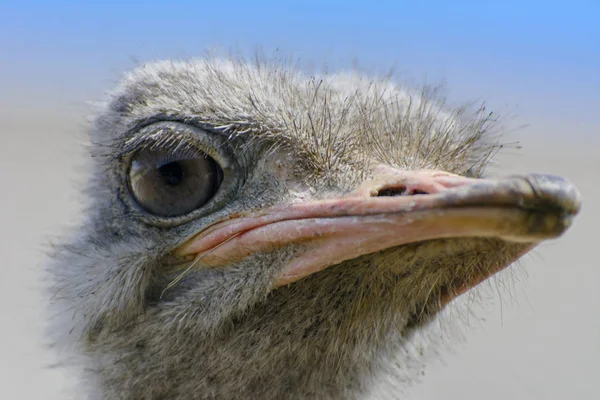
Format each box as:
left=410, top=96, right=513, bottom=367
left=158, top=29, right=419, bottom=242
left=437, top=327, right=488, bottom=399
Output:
left=1, top=0, right=598, bottom=137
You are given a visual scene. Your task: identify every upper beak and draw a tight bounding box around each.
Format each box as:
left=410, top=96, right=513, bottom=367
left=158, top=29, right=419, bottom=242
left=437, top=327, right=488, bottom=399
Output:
left=174, top=168, right=581, bottom=289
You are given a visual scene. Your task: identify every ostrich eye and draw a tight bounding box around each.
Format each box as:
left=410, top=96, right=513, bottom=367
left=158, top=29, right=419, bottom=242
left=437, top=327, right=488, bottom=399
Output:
left=128, top=146, right=224, bottom=217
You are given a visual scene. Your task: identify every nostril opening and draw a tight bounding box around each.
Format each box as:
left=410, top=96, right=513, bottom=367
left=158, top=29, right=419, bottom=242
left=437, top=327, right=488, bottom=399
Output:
left=376, top=186, right=407, bottom=197
left=375, top=186, right=430, bottom=197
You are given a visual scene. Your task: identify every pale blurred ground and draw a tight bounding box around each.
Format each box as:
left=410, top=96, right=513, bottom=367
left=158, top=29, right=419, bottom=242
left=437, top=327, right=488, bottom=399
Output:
left=0, top=82, right=598, bottom=399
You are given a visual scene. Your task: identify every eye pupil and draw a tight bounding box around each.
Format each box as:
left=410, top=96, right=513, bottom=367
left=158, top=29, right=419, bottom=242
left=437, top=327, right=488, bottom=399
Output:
left=159, top=162, right=185, bottom=186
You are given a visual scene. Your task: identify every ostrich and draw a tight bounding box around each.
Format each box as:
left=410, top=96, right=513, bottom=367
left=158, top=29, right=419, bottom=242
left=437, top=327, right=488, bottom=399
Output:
left=48, top=57, right=581, bottom=400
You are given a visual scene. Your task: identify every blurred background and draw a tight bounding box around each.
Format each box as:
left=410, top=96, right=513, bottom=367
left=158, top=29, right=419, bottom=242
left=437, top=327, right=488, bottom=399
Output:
left=1, top=1, right=598, bottom=398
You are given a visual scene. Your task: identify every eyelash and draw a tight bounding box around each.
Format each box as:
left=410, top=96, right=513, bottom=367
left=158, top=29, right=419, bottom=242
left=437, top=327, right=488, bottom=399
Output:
left=132, top=143, right=208, bottom=169
left=122, top=130, right=196, bottom=158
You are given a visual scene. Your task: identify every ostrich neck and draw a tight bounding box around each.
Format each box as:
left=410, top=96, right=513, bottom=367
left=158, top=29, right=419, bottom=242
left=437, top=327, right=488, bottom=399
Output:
left=87, top=260, right=434, bottom=400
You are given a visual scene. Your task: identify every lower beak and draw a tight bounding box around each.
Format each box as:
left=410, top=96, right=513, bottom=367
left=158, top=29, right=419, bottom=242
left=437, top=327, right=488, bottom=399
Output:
left=175, top=169, right=581, bottom=289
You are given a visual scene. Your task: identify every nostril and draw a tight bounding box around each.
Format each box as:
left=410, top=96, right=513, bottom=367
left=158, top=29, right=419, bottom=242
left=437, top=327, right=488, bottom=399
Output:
left=376, top=186, right=407, bottom=197
left=375, top=186, right=430, bottom=197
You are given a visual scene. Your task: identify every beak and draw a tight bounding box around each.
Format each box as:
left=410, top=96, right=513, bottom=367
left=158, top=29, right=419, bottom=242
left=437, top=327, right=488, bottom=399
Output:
left=175, top=168, right=581, bottom=290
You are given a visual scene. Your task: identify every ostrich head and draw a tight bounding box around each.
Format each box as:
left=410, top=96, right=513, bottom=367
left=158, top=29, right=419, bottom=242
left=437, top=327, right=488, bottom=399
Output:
left=48, top=58, right=581, bottom=399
